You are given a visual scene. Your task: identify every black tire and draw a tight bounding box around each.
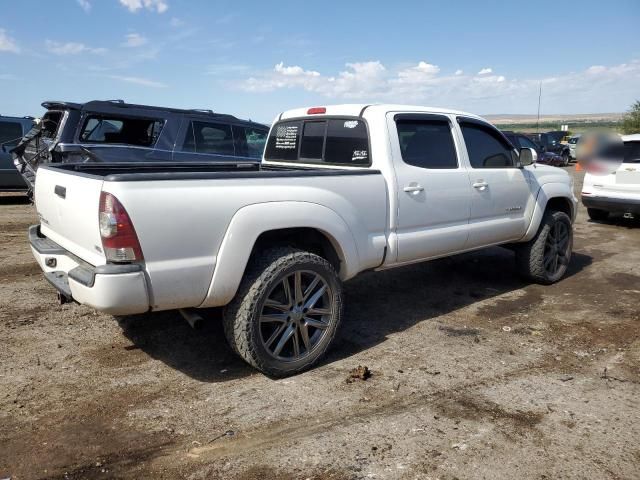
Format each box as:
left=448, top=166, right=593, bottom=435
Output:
left=562, top=152, right=570, bottom=167
left=223, top=247, right=343, bottom=377
left=515, top=210, right=573, bottom=285
left=587, top=208, right=609, bottom=222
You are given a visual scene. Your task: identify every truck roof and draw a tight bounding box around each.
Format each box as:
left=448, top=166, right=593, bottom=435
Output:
left=40, top=100, right=267, bottom=128
left=0, top=114, right=34, bottom=121
left=277, top=104, right=487, bottom=122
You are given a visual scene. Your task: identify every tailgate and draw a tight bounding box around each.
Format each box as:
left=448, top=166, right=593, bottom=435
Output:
left=34, top=166, right=106, bottom=266
left=616, top=163, right=640, bottom=185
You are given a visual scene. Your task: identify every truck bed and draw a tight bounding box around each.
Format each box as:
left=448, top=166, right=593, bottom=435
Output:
left=33, top=161, right=388, bottom=311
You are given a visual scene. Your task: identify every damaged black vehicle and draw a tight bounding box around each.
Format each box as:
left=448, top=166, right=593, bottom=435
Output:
left=12, top=100, right=269, bottom=197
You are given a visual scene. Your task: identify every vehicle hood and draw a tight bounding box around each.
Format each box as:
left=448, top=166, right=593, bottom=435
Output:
left=527, top=163, right=571, bottom=185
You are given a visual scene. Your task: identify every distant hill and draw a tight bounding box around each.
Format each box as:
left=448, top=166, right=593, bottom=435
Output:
left=483, top=113, right=623, bottom=133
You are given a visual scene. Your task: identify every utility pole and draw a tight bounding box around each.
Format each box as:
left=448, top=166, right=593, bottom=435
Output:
left=536, top=81, right=542, bottom=133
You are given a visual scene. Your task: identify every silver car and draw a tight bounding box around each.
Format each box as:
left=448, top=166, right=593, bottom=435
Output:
left=568, top=134, right=581, bottom=160
left=1, top=115, right=34, bottom=191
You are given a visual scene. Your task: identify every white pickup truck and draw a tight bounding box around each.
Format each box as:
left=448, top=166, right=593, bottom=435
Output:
left=30, top=104, right=577, bottom=376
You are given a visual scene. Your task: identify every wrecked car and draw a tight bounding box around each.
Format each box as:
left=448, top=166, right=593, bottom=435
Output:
left=12, top=100, right=269, bottom=195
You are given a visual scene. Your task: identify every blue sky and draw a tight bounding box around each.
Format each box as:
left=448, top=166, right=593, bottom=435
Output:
left=1, top=0, right=639, bottom=123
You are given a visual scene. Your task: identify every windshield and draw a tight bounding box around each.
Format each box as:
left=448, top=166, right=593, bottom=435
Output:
left=264, top=117, right=370, bottom=166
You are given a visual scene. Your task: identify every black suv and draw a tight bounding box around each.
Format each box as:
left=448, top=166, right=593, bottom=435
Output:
left=13, top=100, right=269, bottom=192
left=1, top=115, right=34, bottom=191
left=527, top=132, right=571, bottom=166
left=502, top=131, right=567, bottom=167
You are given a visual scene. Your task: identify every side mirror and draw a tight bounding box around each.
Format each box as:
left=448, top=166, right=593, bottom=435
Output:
left=0, top=145, right=5, bottom=153
left=519, top=147, right=537, bottom=166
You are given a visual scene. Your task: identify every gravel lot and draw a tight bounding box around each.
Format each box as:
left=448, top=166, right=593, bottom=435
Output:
left=1, top=168, right=639, bottom=480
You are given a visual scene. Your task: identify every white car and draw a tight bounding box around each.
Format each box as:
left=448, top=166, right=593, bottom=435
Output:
left=568, top=134, right=581, bottom=160
left=582, top=134, right=640, bottom=221
left=29, top=104, right=577, bottom=376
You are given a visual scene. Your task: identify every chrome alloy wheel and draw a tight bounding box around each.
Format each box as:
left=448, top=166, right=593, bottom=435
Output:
left=259, top=270, right=334, bottom=362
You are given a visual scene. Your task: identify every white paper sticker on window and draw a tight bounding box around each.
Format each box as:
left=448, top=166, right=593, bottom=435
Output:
left=344, top=120, right=359, bottom=129
left=352, top=150, right=368, bottom=161
left=274, top=125, right=298, bottom=150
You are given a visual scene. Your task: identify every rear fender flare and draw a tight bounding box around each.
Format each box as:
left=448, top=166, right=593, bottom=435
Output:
left=199, top=201, right=360, bottom=308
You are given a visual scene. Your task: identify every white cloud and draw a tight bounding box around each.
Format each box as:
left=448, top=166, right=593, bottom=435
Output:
left=275, top=62, right=320, bottom=77
left=169, top=17, right=184, bottom=27
left=45, top=40, right=106, bottom=55
left=108, top=74, right=167, bottom=88
left=236, top=60, right=640, bottom=114
left=242, top=61, right=388, bottom=98
left=123, top=33, right=148, bottom=47
left=0, top=29, right=19, bottom=53
left=324, top=61, right=388, bottom=97
left=396, top=61, right=440, bottom=84
left=586, top=65, right=606, bottom=74
left=119, top=0, right=168, bottom=13
left=77, top=0, right=91, bottom=12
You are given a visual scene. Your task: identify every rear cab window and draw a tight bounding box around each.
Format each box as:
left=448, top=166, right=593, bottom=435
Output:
left=265, top=117, right=370, bottom=166
left=79, top=115, right=164, bottom=147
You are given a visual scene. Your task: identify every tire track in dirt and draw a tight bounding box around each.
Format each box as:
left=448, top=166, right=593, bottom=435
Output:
left=183, top=356, right=559, bottom=462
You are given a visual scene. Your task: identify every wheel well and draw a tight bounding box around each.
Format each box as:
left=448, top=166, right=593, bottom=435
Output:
left=545, top=196, right=573, bottom=218
left=250, top=228, right=342, bottom=274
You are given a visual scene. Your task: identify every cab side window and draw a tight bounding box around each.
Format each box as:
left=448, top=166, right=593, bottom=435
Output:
left=183, top=121, right=235, bottom=155
left=396, top=119, right=458, bottom=169
left=518, top=135, right=539, bottom=151
left=232, top=125, right=268, bottom=158
left=460, top=122, right=516, bottom=168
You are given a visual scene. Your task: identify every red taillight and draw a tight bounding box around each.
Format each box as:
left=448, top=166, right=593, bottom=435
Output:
left=99, top=192, right=143, bottom=262
left=307, top=107, right=326, bottom=115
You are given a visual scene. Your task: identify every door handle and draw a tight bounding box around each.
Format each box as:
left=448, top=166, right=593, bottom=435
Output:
left=403, top=185, right=424, bottom=193
left=473, top=181, right=489, bottom=190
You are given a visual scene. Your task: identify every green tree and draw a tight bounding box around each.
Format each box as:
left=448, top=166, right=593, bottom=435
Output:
left=621, top=100, right=640, bottom=134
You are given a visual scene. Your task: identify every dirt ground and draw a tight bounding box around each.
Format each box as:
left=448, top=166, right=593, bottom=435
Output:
left=1, top=168, right=639, bottom=480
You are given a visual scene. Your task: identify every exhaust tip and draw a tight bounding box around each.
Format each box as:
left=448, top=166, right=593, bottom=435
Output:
left=179, top=308, right=204, bottom=330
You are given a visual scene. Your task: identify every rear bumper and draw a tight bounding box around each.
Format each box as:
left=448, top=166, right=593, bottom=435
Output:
left=29, top=225, right=150, bottom=315
left=581, top=195, right=640, bottom=214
